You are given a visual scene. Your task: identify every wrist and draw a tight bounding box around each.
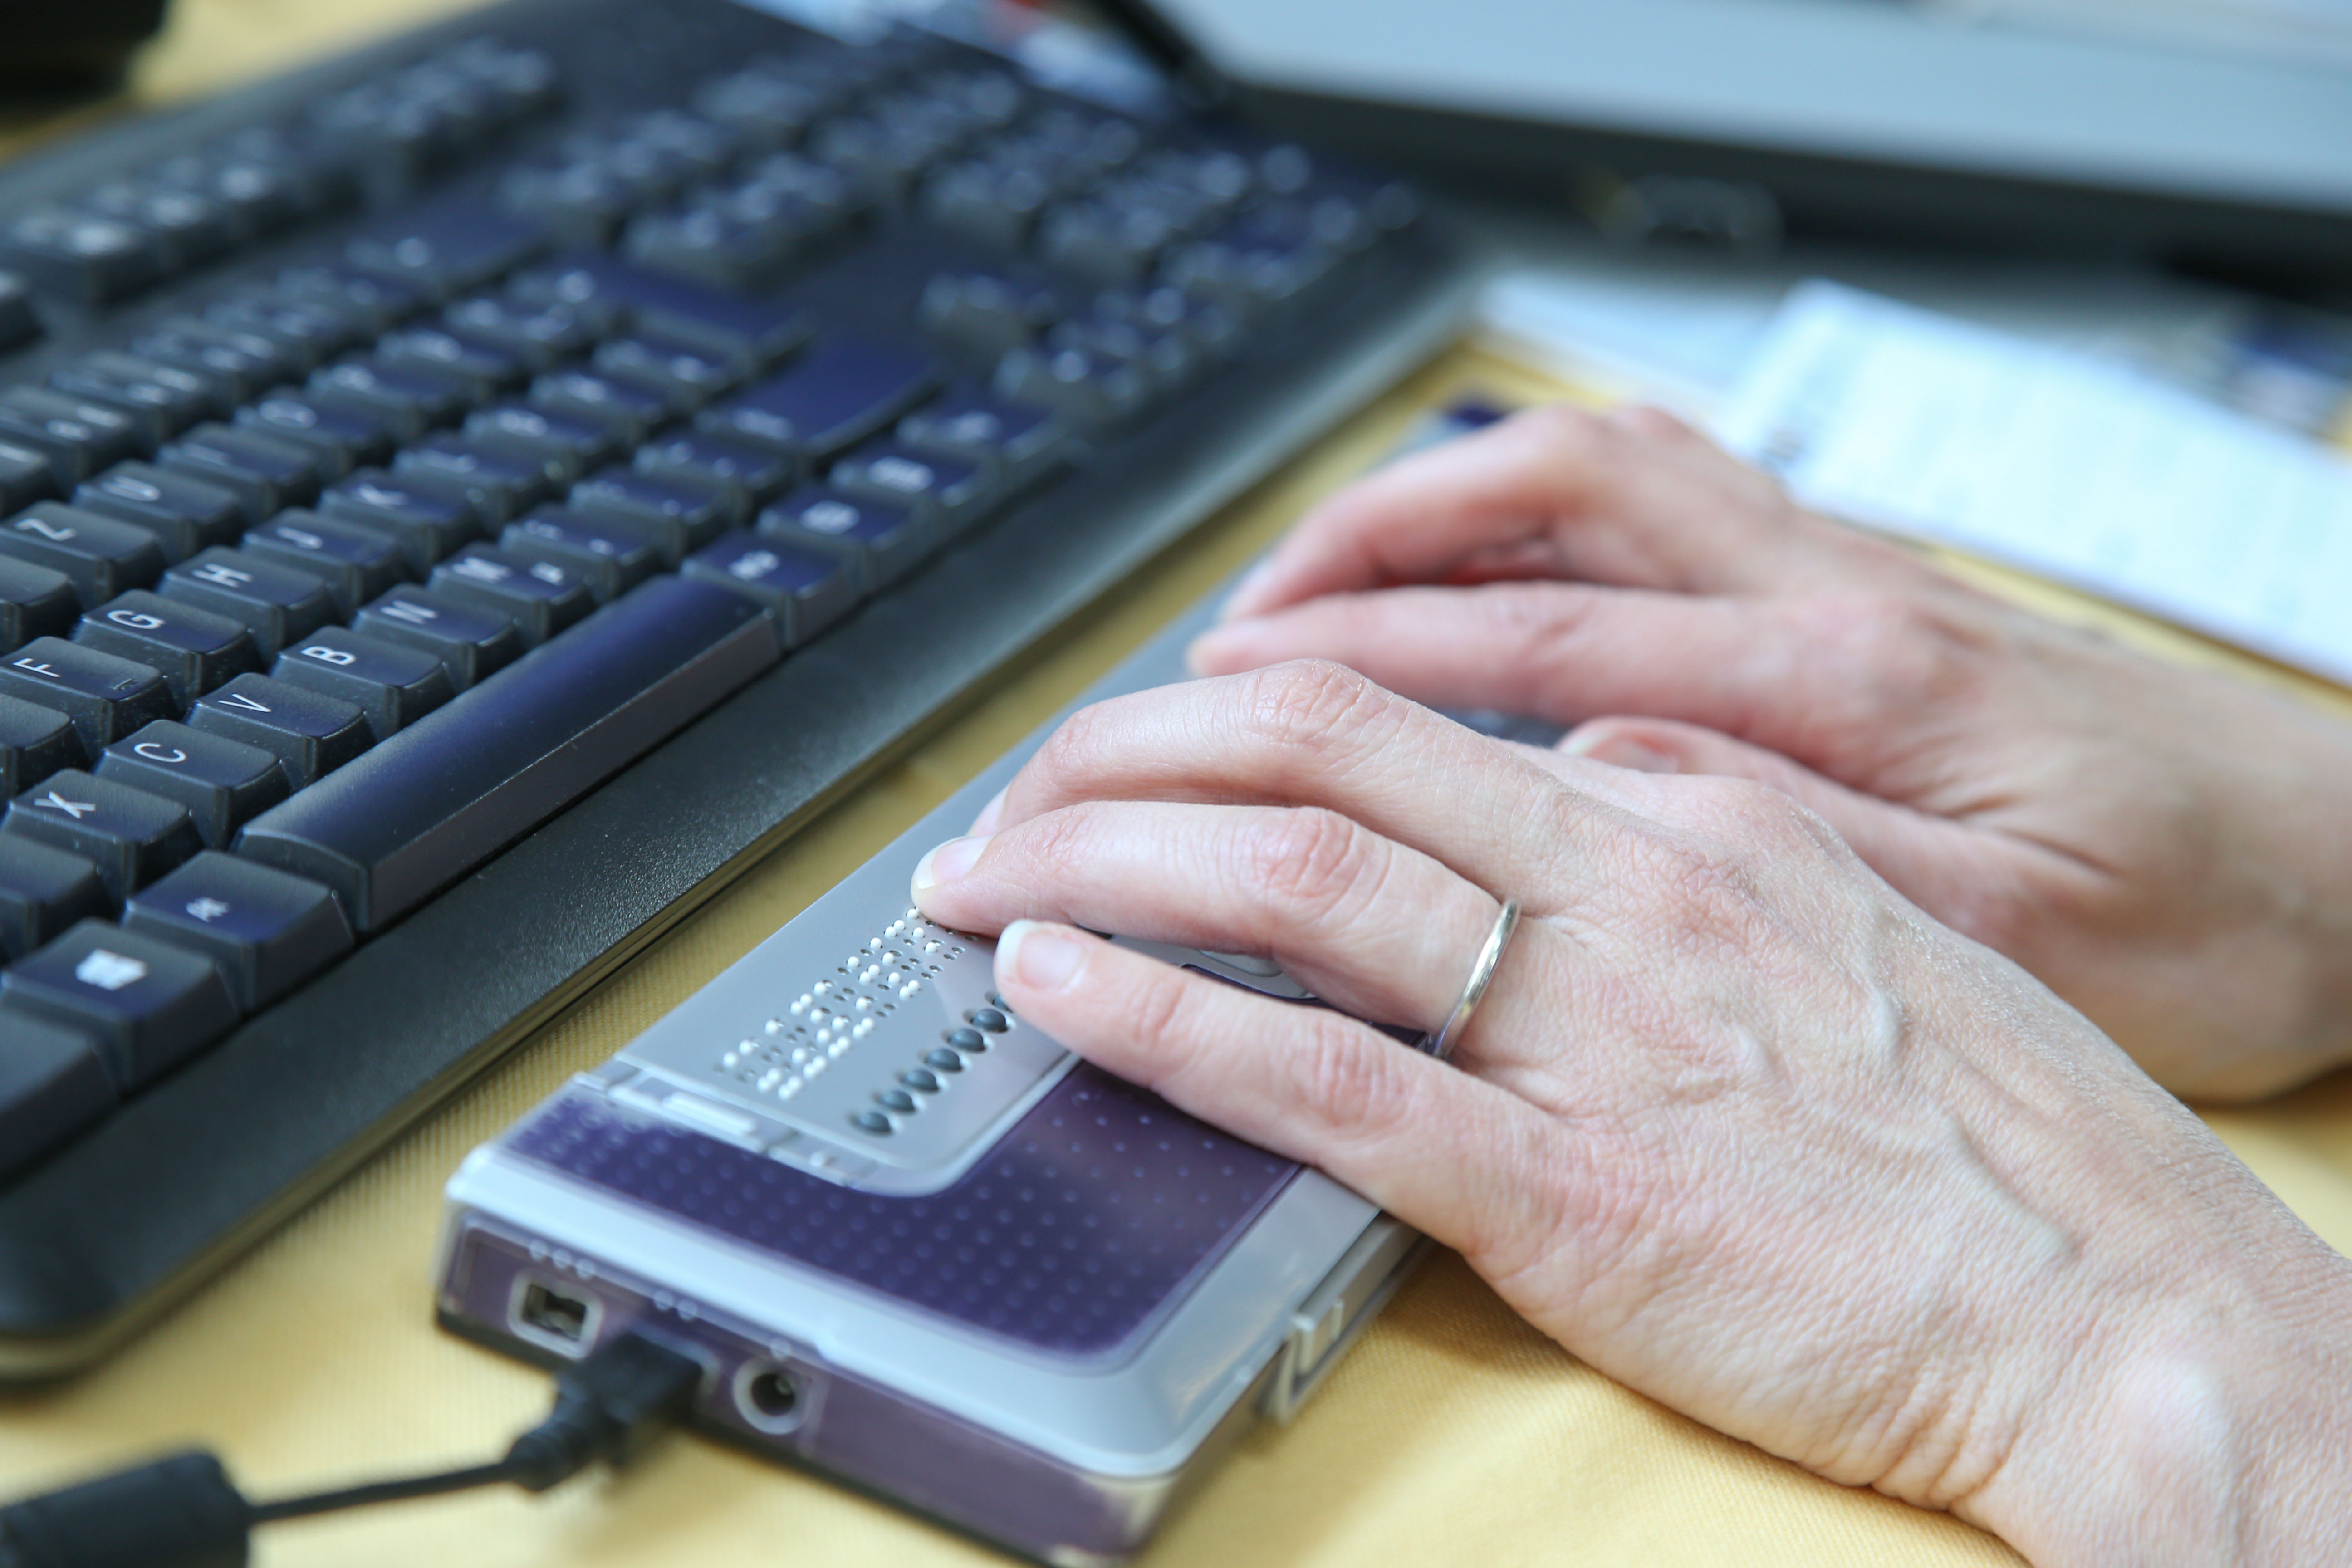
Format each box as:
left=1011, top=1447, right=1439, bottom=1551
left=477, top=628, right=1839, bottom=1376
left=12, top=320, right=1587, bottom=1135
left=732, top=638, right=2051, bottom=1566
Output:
left=1960, top=1242, right=2352, bottom=1566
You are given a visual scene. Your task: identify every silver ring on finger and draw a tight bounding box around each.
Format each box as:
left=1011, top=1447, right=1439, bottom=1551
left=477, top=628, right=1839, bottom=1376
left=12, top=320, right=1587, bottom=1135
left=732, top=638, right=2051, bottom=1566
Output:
left=1427, top=897, right=1521, bottom=1063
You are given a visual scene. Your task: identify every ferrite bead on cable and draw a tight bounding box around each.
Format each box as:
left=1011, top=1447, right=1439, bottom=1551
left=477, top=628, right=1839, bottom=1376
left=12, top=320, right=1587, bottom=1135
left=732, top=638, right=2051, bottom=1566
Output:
left=0, top=1449, right=252, bottom=1568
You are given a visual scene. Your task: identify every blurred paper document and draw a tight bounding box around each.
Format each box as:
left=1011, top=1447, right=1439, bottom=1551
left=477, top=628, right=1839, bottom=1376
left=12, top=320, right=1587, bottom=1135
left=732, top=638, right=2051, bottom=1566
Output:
left=1718, top=281, right=2352, bottom=683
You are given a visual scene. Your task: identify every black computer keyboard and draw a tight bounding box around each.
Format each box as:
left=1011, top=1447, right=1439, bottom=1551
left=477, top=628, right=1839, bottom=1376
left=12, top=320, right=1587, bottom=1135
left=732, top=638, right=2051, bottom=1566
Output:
left=0, top=0, right=1461, bottom=1374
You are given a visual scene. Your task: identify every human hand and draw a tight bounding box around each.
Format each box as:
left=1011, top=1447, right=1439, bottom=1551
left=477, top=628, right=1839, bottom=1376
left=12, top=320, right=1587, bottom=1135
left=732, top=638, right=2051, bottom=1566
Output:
left=911, top=666, right=2352, bottom=1566
left=1187, top=404, right=2352, bottom=1101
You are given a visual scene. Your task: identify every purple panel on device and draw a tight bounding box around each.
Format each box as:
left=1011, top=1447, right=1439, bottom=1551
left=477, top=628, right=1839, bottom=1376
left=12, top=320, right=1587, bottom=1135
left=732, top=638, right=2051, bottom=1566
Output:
left=509, top=1065, right=1298, bottom=1356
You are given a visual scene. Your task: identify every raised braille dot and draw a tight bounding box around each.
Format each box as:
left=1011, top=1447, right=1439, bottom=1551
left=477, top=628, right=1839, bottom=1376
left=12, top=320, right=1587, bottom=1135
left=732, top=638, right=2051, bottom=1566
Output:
left=967, top=1007, right=1008, bottom=1032
left=902, top=1068, right=941, bottom=1093
left=925, top=1048, right=966, bottom=1073
left=875, top=1088, right=918, bottom=1114
left=943, top=1026, right=985, bottom=1052
left=852, top=1110, right=894, bottom=1135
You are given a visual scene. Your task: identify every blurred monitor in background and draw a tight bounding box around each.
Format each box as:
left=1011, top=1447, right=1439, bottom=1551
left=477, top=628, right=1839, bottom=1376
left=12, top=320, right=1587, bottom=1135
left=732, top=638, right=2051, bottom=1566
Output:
left=1112, top=0, right=2352, bottom=284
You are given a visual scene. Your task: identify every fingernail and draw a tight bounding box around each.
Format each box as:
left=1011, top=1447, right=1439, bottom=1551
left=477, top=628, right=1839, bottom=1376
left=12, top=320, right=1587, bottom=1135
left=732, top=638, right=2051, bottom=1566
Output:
left=1570, top=734, right=1680, bottom=774
left=969, top=786, right=1008, bottom=835
left=999, top=919, right=1086, bottom=991
left=911, top=835, right=988, bottom=898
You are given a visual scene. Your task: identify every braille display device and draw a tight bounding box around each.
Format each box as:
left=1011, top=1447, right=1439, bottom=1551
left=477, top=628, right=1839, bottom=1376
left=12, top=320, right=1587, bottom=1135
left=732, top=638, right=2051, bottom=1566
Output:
left=0, top=0, right=1463, bottom=1375
left=437, top=597, right=1430, bottom=1565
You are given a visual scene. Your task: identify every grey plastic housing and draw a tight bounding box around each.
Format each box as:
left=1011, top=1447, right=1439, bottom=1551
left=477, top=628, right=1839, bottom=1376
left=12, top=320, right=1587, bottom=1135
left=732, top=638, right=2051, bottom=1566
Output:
left=435, top=592, right=1429, bottom=1564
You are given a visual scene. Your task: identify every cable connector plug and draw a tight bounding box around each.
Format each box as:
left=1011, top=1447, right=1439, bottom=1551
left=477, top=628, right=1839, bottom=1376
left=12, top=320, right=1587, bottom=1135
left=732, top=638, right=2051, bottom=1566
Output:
left=0, top=1328, right=706, bottom=1567
left=501, top=1328, right=707, bottom=1491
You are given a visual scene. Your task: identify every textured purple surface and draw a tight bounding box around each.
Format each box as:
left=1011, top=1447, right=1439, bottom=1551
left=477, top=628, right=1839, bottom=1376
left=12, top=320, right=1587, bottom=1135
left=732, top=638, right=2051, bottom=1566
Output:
left=509, top=1065, right=1298, bottom=1356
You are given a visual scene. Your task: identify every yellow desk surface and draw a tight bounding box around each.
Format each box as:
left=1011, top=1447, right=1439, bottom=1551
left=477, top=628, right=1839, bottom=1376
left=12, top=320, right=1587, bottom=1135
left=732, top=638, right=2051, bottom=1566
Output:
left=7, top=7, right=2352, bottom=1565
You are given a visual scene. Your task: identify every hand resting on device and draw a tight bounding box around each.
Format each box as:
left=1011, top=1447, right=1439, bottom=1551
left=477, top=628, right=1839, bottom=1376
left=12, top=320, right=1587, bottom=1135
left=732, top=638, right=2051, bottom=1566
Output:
left=1190, top=404, right=2352, bottom=1101
left=910, top=664, right=2352, bottom=1566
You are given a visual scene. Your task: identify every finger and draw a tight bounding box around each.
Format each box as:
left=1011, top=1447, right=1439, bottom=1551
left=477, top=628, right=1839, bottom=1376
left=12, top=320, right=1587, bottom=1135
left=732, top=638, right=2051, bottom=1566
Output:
left=1220, top=402, right=1887, bottom=620
left=912, top=799, right=1574, bottom=1056
left=990, top=662, right=1627, bottom=911
left=1189, top=581, right=1937, bottom=774
left=1558, top=716, right=2040, bottom=931
left=990, top=919, right=1575, bottom=1271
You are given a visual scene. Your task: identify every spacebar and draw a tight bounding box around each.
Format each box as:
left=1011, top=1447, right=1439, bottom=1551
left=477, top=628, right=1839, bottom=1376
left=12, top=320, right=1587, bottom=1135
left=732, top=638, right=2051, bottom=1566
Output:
left=236, top=575, right=782, bottom=934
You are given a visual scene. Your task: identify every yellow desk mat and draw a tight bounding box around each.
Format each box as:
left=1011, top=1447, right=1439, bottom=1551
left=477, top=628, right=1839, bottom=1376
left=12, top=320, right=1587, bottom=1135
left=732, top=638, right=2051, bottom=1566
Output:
left=6, top=5, right=2352, bottom=1563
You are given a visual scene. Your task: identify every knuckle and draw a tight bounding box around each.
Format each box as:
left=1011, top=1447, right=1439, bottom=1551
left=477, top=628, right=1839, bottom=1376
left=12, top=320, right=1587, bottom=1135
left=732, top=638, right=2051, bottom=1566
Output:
left=1236, top=807, right=1389, bottom=931
left=1290, top=1013, right=1417, bottom=1143
left=1237, top=658, right=1399, bottom=759
left=1784, top=589, right=1985, bottom=712
left=1029, top=698, right=1122, bottom=794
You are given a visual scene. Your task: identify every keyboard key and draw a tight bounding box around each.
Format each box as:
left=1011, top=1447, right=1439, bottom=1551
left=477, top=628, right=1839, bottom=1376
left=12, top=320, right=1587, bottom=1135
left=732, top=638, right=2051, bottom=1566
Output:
left=207, top=295, right=354, bottom=372
left=0, top=504, right=169, bottom=609
left=916, top=272, right=1063, bottom=358
left=0, top=694, right=81, bottom=796
left=0, top=557, right=78, bottom=653
left=631, top=430, right=790, bottom=520
left=0, top=639, right=172, bottom=752
left=96, top=721, right=289, bottom=850
left=699, top=338, right=941, bottom=461
left=160, top=549, right=337, bottom=659
left=427, top=545, right=594, bottom=644
left=683, top=531, right=856, bottom=647
left=0, top=390, right=143, bottom=488
left=0, top=208, right=166, bottom=305
left=829, top=442, right=993, bottom=536
left=237, top=574, right=778, bottom=932
left=377, top=325, right=529, bottom=403
left=0, top=833, right=106, bottom=958
left=319, top=471, right=483, bottom=571
left=188, top=675, right=371, bottom=788
left=344, top=200, right=549, bottom=303
left=758, top=488, right=925, bottom=592
left=73, top=463, right=245, bottom=561
left=509, top=253, right=811, bottom=365
left=124, top=853, right=354, bottom=1011
left=352, top=587, right=523, bottom=690
left=0, top=441, right=56, bottom=517
left=236, top=390, right=392, bottom=475
left=2, top=770, right=201, bottom=902
left=593, top=333, right=747, bottom=412
left=394, top=434, right=559, bottom=524
left=308, top=358, right=470, bottom=438
left=271, top=267, right=423, bottom=342
left=993, top=343, right=1148, bottom=425
left=565, top=469, right=730, bottom=564
left=241, top=511, right=411, bottom=618
left=158, top=422, right=325, bottom=522
left=273, top=627, right=453, bottom=741
left=0, top=920, right=239, bottom=1090
left=440, top=298, right=598, bottom=371
left=621, top=203, right=806, bottom=294
left=524, top=370, right=670, bottom=448
left=49, top=353, right=226, bottom=446
left=0, top=1012, right=115, bottom=1181
left=898, top=391, right=1070, bottom=487
left=462, top=403, right=619, bottom=483
left=0, top=270, right=39, bottom=353
left=500, top=509, right=662, bottom=603
left=132, top=318, right=297, bottom=406
left=73, top=591, right=260, bottom=706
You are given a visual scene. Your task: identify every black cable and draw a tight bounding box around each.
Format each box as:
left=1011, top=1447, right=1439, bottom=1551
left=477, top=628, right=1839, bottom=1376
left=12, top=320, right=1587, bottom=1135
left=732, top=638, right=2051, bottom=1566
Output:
left=0, top=1329, right=704, bottom=1568
left=247, top=1458, right=529, bottom=1524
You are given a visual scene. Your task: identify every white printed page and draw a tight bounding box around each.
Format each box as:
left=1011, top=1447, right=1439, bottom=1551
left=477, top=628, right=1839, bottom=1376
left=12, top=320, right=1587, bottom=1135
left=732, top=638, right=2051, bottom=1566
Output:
left=1715, top=281, right=2352, bottom=684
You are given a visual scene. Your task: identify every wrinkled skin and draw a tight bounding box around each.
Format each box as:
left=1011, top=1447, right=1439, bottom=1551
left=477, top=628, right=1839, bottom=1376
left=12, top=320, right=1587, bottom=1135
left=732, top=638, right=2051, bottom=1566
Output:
left=1186, top=404, right=2352, bottom=1102
left=902, top=407, right=2352, bottom=1562
left=913, top=665, right=2352, bottom=1566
